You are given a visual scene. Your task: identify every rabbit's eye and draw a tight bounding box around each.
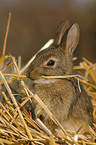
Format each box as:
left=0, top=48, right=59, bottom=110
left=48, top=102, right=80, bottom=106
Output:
left=46, top=60, right=55, bottom=67
left=44, top=58, right=57, bottom=68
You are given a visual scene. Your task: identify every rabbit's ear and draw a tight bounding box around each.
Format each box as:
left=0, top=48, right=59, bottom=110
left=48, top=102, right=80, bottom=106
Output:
left=66, top=23, right=79, bottom=54
left=54, top=20, right=70, bottom=47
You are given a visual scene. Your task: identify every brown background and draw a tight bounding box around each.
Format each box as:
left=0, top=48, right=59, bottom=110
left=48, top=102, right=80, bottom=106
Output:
left=0, top=0, right=96, bottom=66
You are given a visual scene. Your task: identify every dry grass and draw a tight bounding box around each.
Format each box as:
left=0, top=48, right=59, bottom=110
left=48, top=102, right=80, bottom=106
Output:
left=0, top=13, right=96, bottom=145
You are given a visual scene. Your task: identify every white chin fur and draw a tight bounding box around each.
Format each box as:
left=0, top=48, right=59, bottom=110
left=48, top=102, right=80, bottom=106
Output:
left=32, top=78, right=57, bottom=84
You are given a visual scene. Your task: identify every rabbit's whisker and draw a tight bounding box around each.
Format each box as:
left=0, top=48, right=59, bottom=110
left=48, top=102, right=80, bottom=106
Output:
left=77, top=78, right=81, bottom=92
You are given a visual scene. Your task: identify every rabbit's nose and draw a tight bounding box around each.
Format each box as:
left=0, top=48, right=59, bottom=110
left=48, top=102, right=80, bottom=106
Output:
left=26, top=64, right=34, bottom=78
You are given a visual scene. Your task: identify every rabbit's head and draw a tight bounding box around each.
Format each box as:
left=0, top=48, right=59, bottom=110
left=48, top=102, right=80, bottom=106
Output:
left=27, top=21, right=79, bottom=81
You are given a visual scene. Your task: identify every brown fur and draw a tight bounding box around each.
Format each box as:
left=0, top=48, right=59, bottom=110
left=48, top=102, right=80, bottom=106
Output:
left=27, top=21, right=93, bottom=134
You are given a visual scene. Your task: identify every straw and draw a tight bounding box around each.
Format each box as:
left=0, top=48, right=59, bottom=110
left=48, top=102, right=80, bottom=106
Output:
left=0, top=71, right=32, bottom=139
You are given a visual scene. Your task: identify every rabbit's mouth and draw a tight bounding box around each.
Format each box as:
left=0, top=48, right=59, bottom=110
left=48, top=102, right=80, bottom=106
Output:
left=27, top=69, right=58, bottom=84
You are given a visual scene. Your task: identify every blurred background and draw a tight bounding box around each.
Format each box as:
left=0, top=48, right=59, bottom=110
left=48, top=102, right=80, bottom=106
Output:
left=0, top=0, right=96, bottom=66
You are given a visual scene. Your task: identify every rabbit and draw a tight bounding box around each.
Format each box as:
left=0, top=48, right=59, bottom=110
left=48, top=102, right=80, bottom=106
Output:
left=27, top=20, right=93, bottom=134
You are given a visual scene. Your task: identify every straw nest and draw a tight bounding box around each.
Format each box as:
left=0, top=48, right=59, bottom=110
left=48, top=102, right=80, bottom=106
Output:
left=0, top=13, right=96, bottom=145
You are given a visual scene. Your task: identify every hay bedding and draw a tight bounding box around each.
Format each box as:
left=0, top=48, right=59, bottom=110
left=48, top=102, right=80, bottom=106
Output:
left=0, top=13, right=96, bottom=145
